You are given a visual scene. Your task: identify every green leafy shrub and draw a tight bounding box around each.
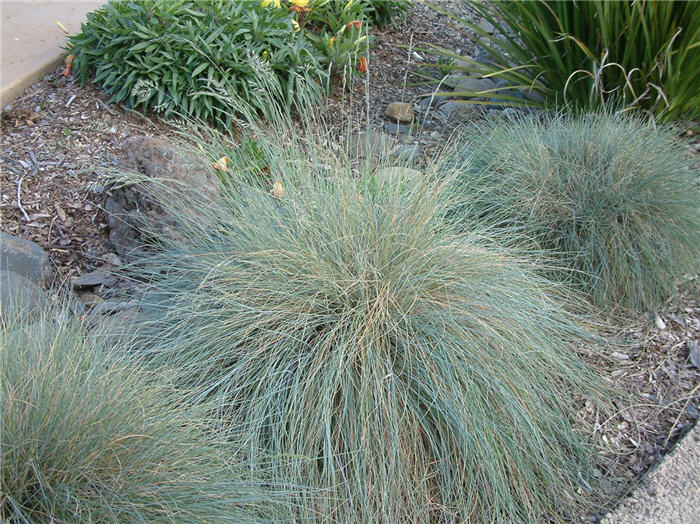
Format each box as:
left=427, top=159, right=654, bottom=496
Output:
left=427, top=0, right=700, bottom=121
left=68, top=0, right=328, bottom=126
left=128, top=129, right=609, bottom=522
left=67, top=0, right=411, bottom=125
left=1, top=306, right=284, bottom=523
left=444, top=111, right=700, bottom=314
left=278, top=0, right=412, bottom=84
left=363, top=0, right=411, bottom=28
left=312, top=0, right=410, bottom=29
left=308, top=0, right=410, bottom=30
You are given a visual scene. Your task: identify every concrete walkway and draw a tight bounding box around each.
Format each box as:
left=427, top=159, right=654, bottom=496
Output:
left=1, top=1, right=102, bottom=107
left=602, top=423, right=699, bottom=524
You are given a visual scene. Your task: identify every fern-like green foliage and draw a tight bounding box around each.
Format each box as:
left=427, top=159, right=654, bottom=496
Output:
left=124, top=126, right=610, bottom=522
left=444, top=112, right=700, bottom=314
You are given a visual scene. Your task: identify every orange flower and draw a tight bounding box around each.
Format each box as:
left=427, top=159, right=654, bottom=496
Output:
left=346, top=20, right=361, bottom=30
left=356, top=56, right=367, bottom=73
left=62, top=54, right=74, bottom=77
left=289, top=4, right=311, bottom=13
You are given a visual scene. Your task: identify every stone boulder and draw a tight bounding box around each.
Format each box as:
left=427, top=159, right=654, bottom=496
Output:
left=349, top=132, right=397, bottom=160
left=0, top=270, right=48, bottom=320
left=385, top=102, right=415, bottom=123
left=0, top=232, right=54, bottom=287
left=435, top=101, right=481, bottom=126
left=447, top=75, right=497, bottom=96
left=105, top=136, right=220, bottom=259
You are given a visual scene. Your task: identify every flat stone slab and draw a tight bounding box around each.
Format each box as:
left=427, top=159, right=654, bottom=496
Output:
left=602, top=423, right=699, bottom=523
left=1, top=1, right=102, bottom=107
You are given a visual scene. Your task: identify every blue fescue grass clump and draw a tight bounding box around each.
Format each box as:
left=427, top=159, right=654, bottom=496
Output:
left=444, top=111, right=700, bottom=315
left=124, top=126, right=612, bottom=522
left=0, top=305, right=286, bottom=523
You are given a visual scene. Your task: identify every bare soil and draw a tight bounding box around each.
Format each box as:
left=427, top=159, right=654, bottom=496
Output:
left=1, top=2, right=698, bottom=521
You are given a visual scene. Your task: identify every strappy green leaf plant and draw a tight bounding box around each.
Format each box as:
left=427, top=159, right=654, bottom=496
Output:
left=423, top=0, right=700, bottom=121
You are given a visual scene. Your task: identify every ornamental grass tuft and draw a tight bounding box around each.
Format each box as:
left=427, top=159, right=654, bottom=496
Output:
left=444, top=111, right=700, bottom=315
left=128, top=127, right=612, bottom=522
left=0, top=305, right=285, bottom=523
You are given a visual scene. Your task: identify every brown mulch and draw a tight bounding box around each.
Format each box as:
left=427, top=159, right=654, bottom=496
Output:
left=582, top=278, right=700, bottom=515
left=0, top=2, right=698, bottom=521
left=318, top=1, right=476, bottom=132
left=1, top=76, right=169, bottom=284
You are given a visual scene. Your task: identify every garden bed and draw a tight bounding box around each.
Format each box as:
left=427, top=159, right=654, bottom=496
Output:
left=1, top=1, right=698, bottom=521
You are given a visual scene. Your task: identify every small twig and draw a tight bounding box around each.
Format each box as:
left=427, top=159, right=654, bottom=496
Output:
left=96, top=98, right=118, bottom=116
left=16, top=176, right=30, bottom=221
left=47, top=216, right=57, bottom=245
left=663, top=383, right=700, bottom=448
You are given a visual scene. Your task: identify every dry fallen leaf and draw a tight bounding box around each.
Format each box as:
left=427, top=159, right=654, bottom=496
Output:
left=212, top=156, right=229, bottom=172
left=271, top=180, right=284, bottom=197
left=55, top=203, right=67, bottom=223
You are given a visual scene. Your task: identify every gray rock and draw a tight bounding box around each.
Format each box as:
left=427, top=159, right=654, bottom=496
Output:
left=383, top=122, right=413, bottom=135
left=0, top=270, right=48, bottom=320
left=478, top=19, right=495, bottom=34
left=385, top=102, right=415, bottom=123
left=417, top=94, right=452, bottom=116
left=519, top=86, right=546, bottom=103
left=436, top=101, right=481, bottom=125
left=106, top=136, right=220, bottom=259
left=689, top=340, right=699, bottom=369
left=0, top=232, right=54, bottom=287
left=72, top=271, right=115, bottom=290
left=389, top=144, right=422, bottom=163
left=450, top=76, right=497, bottom=96
left=474, top=49, right=498, bottom=67
left=349, top=132, right=396, bottom=159
left=655, top=315, right=667, bottom=330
